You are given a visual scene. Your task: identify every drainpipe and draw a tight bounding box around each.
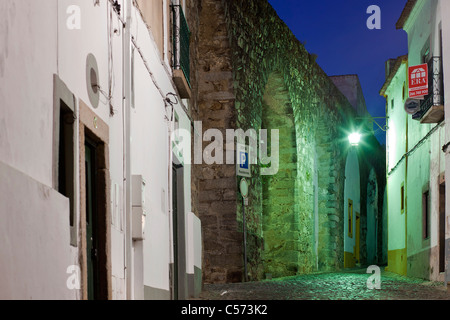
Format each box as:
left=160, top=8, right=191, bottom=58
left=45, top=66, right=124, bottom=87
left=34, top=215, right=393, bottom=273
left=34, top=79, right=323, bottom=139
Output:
left=169, top=0, right=181, bottom=299
left=124, top=0, right=133, bottom=300
left=168, top=101, right=174, bottom=299
left=404, top=61, right=409, bottom=276
left=404, top=115, right=408, bottom=276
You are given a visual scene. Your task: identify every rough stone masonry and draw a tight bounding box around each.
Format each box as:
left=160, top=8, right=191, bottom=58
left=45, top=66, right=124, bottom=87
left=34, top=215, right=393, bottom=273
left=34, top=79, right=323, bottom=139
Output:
left=188, top=0, right=385, bottom=284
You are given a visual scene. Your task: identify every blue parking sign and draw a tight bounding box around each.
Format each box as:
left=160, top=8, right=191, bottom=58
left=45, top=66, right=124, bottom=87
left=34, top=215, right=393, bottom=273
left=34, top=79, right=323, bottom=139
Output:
left=240, top=152, right=249, bottom=169
left=236, top=143, right=251, bottom=178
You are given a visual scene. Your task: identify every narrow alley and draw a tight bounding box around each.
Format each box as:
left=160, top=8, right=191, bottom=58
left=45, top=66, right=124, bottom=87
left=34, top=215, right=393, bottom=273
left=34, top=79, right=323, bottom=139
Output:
left=1, top=0, right=450, bottom=303
left=196, top=269, right=449, bottom=300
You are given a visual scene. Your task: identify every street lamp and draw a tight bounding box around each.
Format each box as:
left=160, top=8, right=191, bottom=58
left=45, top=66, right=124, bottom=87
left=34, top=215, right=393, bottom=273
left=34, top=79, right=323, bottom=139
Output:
left=348, top=132, right=362, bottom=146
left=348, top=116, right=388, bottom=146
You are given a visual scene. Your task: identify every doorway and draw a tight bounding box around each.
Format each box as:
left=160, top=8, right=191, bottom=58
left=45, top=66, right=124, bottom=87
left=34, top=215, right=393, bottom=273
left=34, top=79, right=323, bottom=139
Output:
left=172, top=163, right=186, bottom=300
left=439, top=181, right=445, bottom=273
left=355, top=212, right=360, bottom=265
left=344, top=148, right=361, bottom=269
left=85, top=140, right=99, bottom=300
left=79, top=99, right=111, bottom=300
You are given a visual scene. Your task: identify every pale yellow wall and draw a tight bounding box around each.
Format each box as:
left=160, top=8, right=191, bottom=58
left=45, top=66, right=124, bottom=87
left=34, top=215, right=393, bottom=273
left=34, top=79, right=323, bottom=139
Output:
left=137, top=0, right=164, bottom=58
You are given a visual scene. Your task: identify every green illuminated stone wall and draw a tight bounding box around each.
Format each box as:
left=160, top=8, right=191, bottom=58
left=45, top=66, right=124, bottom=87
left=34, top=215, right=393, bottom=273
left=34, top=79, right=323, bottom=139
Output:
left=192, top=0, right=384, bottom=283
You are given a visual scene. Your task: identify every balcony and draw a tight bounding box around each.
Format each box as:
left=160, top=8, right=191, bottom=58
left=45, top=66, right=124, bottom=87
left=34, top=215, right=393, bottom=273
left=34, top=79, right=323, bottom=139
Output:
left=172, top=2, right=191, bottom=99
left=412, top=57, right=445, bottom=123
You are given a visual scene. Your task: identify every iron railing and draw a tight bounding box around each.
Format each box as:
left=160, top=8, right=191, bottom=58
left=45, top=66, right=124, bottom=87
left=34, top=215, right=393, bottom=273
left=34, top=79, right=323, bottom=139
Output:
left=412, top=56, right=444, bottom=121
left=172, top=3, right=191, bottom=88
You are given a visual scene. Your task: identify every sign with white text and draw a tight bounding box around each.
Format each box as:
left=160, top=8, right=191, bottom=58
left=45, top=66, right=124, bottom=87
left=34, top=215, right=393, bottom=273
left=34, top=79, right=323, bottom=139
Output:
left=409, top=64, right=428, bottom=98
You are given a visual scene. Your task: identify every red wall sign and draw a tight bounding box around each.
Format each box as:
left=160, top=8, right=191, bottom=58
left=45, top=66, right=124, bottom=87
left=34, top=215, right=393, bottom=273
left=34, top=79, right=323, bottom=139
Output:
left=409, top=64, right=428, bottom=98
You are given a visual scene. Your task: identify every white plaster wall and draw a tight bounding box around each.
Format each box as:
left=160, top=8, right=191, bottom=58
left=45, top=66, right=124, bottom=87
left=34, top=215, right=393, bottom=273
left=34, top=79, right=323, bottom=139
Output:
left=0, top=0, right=82, bottom=299
left=187, top=212, right=202, bottom=275
left=387, top=167, right=406, bottom=252
left=174, top=104, right=193, bottom=275
left=405, top=141, right=431, bottom=252
left=0, top=0, right=199, bottom=300
left=129, top=0, right=201, bottom=296
left=129, top=4, right=193, bottom=294
left=385, top=61, right=407, bottom=254
left=386, top=63, right=408, bottom=172
left=0, top=161, right=78, bottom=300
left=57, top=0, right=115, bottom=123
left=384, top=77, right=407, bottom=257
left=0, top=0, right=57, bottom=187
left=58, top=0, right=128, bottom=299
left=132, top=51, right=171, bottom=292
left=382, top=187, right=388, bottom=264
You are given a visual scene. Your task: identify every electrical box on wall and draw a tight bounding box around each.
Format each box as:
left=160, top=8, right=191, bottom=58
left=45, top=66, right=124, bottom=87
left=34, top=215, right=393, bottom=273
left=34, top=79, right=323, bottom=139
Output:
left=132, top=207, right=146, bottom=241
left=132, top=175, right=146, bottom=241
left=132, top=175, right=146, bottom=208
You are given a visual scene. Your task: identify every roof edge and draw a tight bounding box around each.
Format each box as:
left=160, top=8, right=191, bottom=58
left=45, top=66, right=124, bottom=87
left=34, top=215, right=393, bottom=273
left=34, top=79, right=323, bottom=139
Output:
left=396, top=0, right=418, bottom=30
left=379, top=55, right=408, bottom=97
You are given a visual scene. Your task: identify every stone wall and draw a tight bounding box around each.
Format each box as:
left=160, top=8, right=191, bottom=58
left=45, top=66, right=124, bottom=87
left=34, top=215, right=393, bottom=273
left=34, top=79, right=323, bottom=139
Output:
left=191, top=0, right=241, bottom=284
left=191, top=0, right=385, bottom=283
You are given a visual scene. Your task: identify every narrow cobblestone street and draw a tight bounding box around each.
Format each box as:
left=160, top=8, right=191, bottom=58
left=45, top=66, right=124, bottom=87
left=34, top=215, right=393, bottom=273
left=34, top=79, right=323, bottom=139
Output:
left=196, top=269, right=450, bottom=300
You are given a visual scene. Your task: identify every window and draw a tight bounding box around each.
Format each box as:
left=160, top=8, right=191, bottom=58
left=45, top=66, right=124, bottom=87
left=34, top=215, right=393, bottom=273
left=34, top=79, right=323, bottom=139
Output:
left=172, top=0, right=190, bottom=82
left=348, top=199, right=353, bottom=238
left=58, top=101, right=75, bottom=229
left=402, top=82, right=406, bottom=101
left=53, top=74, right=77, bottom=247
left=422, top=190, right=430, bottom=240
left=401, top=183, right=405, bottom=214
left=422, top=48, right=430, bottom=63
left=171, top=0, right=191, bottom=99
left=421, top=38, right=430, bottom=64
left=391, top=99, right=394, bottom=110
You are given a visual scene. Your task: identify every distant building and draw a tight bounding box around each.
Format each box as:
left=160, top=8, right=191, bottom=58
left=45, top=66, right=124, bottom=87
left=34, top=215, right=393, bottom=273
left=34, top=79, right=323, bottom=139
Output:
left=330, top=75, right=370, bottom=118
left=381, top=0, right=449, bottom=286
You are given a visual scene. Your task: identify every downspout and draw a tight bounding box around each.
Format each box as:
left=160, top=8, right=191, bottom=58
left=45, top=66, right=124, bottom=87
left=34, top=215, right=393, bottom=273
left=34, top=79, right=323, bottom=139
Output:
left=385, top=98, right=390, bottom=270
left=167, top=0, right=176, bottom=299
left=404, top=111, right=408, bottom=276
left=124, top=0, right=133, bottom=300
left=168, top=102, right=174, bottom=299
left=404, top=61, right=409, bottom=276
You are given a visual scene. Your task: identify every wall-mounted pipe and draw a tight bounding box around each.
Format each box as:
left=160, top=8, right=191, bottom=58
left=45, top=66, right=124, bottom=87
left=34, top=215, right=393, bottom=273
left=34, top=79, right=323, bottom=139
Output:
left=123, top=0, right=133, bottom=300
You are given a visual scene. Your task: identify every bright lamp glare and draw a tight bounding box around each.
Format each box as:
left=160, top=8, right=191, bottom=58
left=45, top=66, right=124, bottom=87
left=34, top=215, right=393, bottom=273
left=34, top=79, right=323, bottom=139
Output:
left=348, top=133, right=361, bottom=146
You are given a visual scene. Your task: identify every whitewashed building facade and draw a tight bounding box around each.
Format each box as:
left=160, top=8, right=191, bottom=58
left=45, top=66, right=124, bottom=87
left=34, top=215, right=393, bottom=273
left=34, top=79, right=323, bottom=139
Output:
left=0, top=0, right=202, bottom=300
left=382, top=0, right=449, bottom=286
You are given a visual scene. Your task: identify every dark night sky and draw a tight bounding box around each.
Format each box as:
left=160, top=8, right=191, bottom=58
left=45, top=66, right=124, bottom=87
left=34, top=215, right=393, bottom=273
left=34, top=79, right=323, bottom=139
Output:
left=267, top=0, right=409, bottom=144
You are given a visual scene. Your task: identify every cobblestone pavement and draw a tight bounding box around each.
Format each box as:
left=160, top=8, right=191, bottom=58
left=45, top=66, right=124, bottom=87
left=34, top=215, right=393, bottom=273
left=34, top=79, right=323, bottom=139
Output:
left=196, top=268, right=450, bottom=300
